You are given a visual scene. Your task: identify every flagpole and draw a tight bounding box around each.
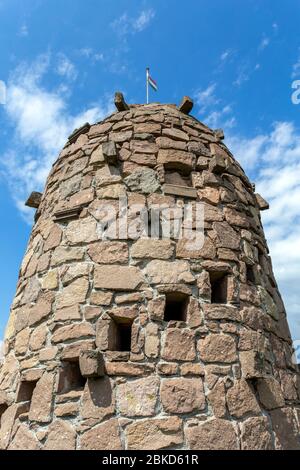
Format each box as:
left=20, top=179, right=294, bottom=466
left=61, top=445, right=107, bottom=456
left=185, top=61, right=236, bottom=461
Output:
left=146, top=67, right=149, bottom=104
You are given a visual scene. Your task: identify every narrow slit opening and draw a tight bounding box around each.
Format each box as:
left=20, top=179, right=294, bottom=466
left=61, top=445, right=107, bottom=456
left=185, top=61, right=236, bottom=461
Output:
left=114, top=322, right=133, bottom=352
left=246, top=265, right=256, bottom=284
left=210, top=272, right=228, bottom=304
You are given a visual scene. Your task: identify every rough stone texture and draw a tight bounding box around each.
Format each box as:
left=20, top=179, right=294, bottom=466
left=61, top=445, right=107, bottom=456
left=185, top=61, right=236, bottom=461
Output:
left=43, top=420, right=76, bottom=450
left=79, top=350, right=105, bottom=377
left=80, top=418, right=122, bottom=450
left=94, top=265, right=143, bottom=290
left=162, top=329, right=196, bottom=361
left=226, top=379, right=260, bottom=418
left=198, top=334, right=237, bottom=363
left=8, top=424, right=40, bottom=450
left=256, top=377, right=285, bottom=410
left=131, top=239, right=174, bottom=259
left=160, top=378, right=205, bottom=414
left=80, top=377, right=115, bottom=422
left=270, top=408, right=300, bottom=450
left=0, top=102, right=298, bottom=451
left=125, top=417, right=183, bottom=450
left=117, top=376, right=159, bottom=417
left=240, top=417, right=273, bottom=450
left=186, top=419, right=239, bottom=450
left=28, top=372, right=55, bottom=423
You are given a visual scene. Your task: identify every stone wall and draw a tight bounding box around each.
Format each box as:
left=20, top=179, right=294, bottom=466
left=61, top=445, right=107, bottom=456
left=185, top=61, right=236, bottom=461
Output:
left=0, top=102, right=299, bottom=450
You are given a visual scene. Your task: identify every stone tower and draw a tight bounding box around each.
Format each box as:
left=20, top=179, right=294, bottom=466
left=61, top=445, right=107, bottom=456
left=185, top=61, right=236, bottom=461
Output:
left=0, top=94, right=299, bottom=451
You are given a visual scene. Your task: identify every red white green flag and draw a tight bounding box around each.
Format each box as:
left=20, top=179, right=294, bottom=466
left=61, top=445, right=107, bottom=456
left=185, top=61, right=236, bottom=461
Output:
left=148, top=74, right=158, bottom=91
left=146, top=68, right=157, bottom=103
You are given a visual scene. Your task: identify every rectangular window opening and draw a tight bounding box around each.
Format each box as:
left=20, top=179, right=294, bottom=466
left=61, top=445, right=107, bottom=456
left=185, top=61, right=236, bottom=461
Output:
left=58, top=360, right=87, bottom=394
left=246, top=265, right=256, bottom=284
left=164, top=293, right=189, bottom=322
left=114, top=322, right=133, bottom=352
left=16, top=380, right=38, bottom=403
left=210, top=272, right=228, bottom=304
left=164, top=169, right=192, bottom=187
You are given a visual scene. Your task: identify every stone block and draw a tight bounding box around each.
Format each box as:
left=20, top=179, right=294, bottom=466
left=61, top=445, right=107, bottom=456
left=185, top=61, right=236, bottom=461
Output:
left=79, top=350, right=105, bottom=378
left=158, top=149, right=196, bottom=172
left=131, top=239, right=174, bottom=259
left=240, top=350, right=267, bottom=379
left=256, top=377, right=285, bottom=410
left=44, top=420, right=76, bottom=450
left=161, top=378, right=205, bottom=414
left=162, top=328, right=196, bottom=361
left=114, top=92, right=129, bottom=111
left=29, top=372, right=55, bottom=423
left=198, top=334, right=237, bottom=363
left=226, top=379, right=260, bottom=418
left=178, top=96, right=193, bottom=115
left=117, top=377, right=159, bottom=417
left=186, top=418, right=238, bottom=450
left=25, top=191, right=42, bottom=209
left=240, top=416, right=273, bottom=450
left=94, top=265, right=143, bottom=290
left=125, top=417, right=183, bottom=450
left=102, top=141, right=118, bottom=165
left=124, top=168, right=161, bottom=194
left=80, top=418, right=122, bottom=450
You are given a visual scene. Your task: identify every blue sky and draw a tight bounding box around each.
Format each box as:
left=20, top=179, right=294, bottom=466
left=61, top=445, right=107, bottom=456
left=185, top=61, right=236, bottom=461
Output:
left=0, top=0, right=300, bottom=345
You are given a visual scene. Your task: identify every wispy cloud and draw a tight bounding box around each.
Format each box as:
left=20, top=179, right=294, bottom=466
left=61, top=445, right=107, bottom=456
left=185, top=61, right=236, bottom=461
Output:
left=111, top=8, right=155, bottom=37
left=220, top=48, right=234, bottom=63
left=205, top=105, right=236, bottom=130
left=79, top=48, right=104, bottom=63
left=1, top=55, right=114, bottom=222
left=56, top=54, right=78, bottom=81
left=18, top=23, right=28, bottom=37
left=195, top=84, right=236, bottom=130
left=194, top=83, right=219, bottom=113
left=133, top=9, right=155, bottom=32
left=259, top=35, right=270, bottom=51
left=227, top=121, right=300, bottom=339
left=233, top=63, right=251, bottom=87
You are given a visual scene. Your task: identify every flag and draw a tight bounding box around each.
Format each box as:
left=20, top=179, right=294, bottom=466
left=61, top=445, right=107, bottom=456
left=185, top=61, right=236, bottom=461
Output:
left=148, top=74, right=158, bottom=92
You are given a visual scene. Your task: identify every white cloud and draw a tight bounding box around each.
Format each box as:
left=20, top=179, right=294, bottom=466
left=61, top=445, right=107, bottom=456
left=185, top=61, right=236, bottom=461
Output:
left=133, top=9, right=155, bottom=32
left=195, top=85, right=236, bottom=130
left=1, top=55, right=114, bottom=222
left=220, top=49, right=234, bottom=63
left=19, top=24, right=28, bottom=37
left=233, top=66, right=250, bottom=87
left=227, top=121, right=300, bottom=340
left=79, top=48, right=104, bottom=63
left=56, top=54, right=77, bottom=81
left=259, top=36, right=270, bottom=51
left=111, top=8, right=155, bottom=36
left=205, top=105, right=236, bottom=130
left=194, top=84, right=219, bottom=113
